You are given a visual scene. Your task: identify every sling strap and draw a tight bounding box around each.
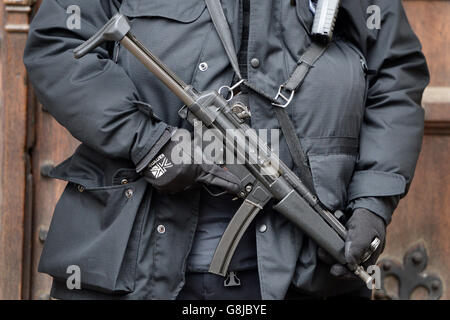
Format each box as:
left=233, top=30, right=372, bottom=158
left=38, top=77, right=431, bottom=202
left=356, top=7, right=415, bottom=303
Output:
left=273, top=42, right=328, bottom=192
left=274, top=106, right=316, bottom=191
left=272, top=42, right=328, bottom=109
left=205, top=0, right=329, bottom=192
left=205, top=0, right=242, bottom=79
left=285, top=42, right=328, bottom=92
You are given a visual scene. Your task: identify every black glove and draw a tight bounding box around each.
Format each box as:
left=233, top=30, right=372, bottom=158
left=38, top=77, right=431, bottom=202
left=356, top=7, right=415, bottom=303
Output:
left=140, top=129, right=242, bottom=194
left=318, top=208, right=386, bottom=278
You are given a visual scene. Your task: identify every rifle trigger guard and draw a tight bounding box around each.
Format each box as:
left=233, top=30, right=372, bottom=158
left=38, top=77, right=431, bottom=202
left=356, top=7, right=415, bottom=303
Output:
left=202, top=185, right=228, bottom=197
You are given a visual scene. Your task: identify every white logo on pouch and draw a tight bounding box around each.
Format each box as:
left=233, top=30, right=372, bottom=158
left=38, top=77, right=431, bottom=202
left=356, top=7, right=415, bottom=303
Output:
left=150, top=154, right=173, bottom=178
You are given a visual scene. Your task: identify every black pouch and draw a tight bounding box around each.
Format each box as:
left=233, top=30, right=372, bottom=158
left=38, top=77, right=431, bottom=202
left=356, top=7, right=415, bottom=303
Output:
left=38, top=145, right=152, bottom=294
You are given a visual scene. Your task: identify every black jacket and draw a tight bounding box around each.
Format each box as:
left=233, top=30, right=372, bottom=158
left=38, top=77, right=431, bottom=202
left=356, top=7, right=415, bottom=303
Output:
left=24, top=0, right=429, bottom=299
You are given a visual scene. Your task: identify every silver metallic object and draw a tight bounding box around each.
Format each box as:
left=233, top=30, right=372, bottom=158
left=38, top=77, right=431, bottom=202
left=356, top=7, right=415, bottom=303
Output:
left=361, top=237, right=382, bottom=263
left=311, top=0, right=341, bottom=41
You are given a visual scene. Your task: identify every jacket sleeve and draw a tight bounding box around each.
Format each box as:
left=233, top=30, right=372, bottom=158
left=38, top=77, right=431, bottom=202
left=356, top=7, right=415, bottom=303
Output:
left=346, top=0, right=430, bottom=224
left=23, top=0, right=168, bottom=165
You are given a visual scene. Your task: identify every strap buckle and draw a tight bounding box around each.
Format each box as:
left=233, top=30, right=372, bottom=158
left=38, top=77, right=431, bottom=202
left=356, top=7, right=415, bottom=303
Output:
left=272, top=85, right=295, bottom=108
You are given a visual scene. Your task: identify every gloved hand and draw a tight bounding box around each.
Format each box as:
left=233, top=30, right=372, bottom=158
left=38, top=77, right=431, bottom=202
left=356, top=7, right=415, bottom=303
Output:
left=140, top=129, right=242, bottom=194
left=317, top=208, right=386, bottom=278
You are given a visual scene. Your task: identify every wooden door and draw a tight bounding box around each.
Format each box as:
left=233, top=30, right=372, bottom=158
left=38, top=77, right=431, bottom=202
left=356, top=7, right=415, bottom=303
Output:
left=25, top=1, right=80, bottom=300
left=376, top=0, right=450, bottom=300
left=0, top=0, right=78, bottom=300
left=0, top=0, right=35, bottom=300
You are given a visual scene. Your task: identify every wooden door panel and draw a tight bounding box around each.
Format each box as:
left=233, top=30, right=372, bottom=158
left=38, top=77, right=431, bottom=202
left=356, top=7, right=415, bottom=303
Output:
left=376, top=0, right=450, bottom=300
left=30, top=109, right=79, bottom=300
left=0, top=0, right=35, bottom=300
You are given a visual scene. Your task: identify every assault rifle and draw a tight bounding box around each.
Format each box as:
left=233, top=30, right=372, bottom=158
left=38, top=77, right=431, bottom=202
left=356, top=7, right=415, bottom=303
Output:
left=74, top=14, right=379, bottom=285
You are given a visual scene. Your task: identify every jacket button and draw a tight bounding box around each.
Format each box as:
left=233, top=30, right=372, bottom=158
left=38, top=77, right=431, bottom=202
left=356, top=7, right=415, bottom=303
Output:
left=258, top=224, right=267, bottom=233
left=157, top=225, right=166, bottom=234
left=121, top=179, right=129, bottom=185
left=77, top=185, right=85, bottom=193
left=199, top=62, right=208, bottom=72
left=250, top=58, right=260, bottom=68
left=125, top=189, right=133, bottom=199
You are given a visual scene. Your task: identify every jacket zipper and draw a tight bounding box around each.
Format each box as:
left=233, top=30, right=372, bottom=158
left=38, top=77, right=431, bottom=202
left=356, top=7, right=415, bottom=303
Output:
left=345, top=41, right=369, bottom=106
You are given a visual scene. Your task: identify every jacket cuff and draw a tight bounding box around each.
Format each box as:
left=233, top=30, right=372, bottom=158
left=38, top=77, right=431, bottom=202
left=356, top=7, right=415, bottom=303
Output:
left=347, top=196, right=400, bottom=225
left=347, top=170, right=406, bottom=224
left=348, top=170, right=406, bottom=199
left=135, top=126, right=176, bottom=173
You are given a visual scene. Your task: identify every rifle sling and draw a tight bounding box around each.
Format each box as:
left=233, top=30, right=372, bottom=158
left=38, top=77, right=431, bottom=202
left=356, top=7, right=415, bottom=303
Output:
left=205, top=0, right=329, bottom=195
left=275, top=42, right=328, bottom=192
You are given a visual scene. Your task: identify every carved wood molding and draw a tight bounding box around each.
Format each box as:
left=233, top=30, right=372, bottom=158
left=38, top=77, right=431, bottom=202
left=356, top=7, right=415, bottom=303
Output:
left=0, top=0, right=36, bottom=299
left=3, top=0, right=35, bottom=33
left=423, top=87, right=450, bottom=135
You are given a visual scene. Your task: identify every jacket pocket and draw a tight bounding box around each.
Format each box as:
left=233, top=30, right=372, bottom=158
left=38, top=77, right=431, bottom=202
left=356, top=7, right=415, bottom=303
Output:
left=303, top=137, right=359, bottom=212
left=38, top=147, right=151, bottom=295
left=308, top=154, right=356, bottom=212
left=39, top=178, right=150, bottom=295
